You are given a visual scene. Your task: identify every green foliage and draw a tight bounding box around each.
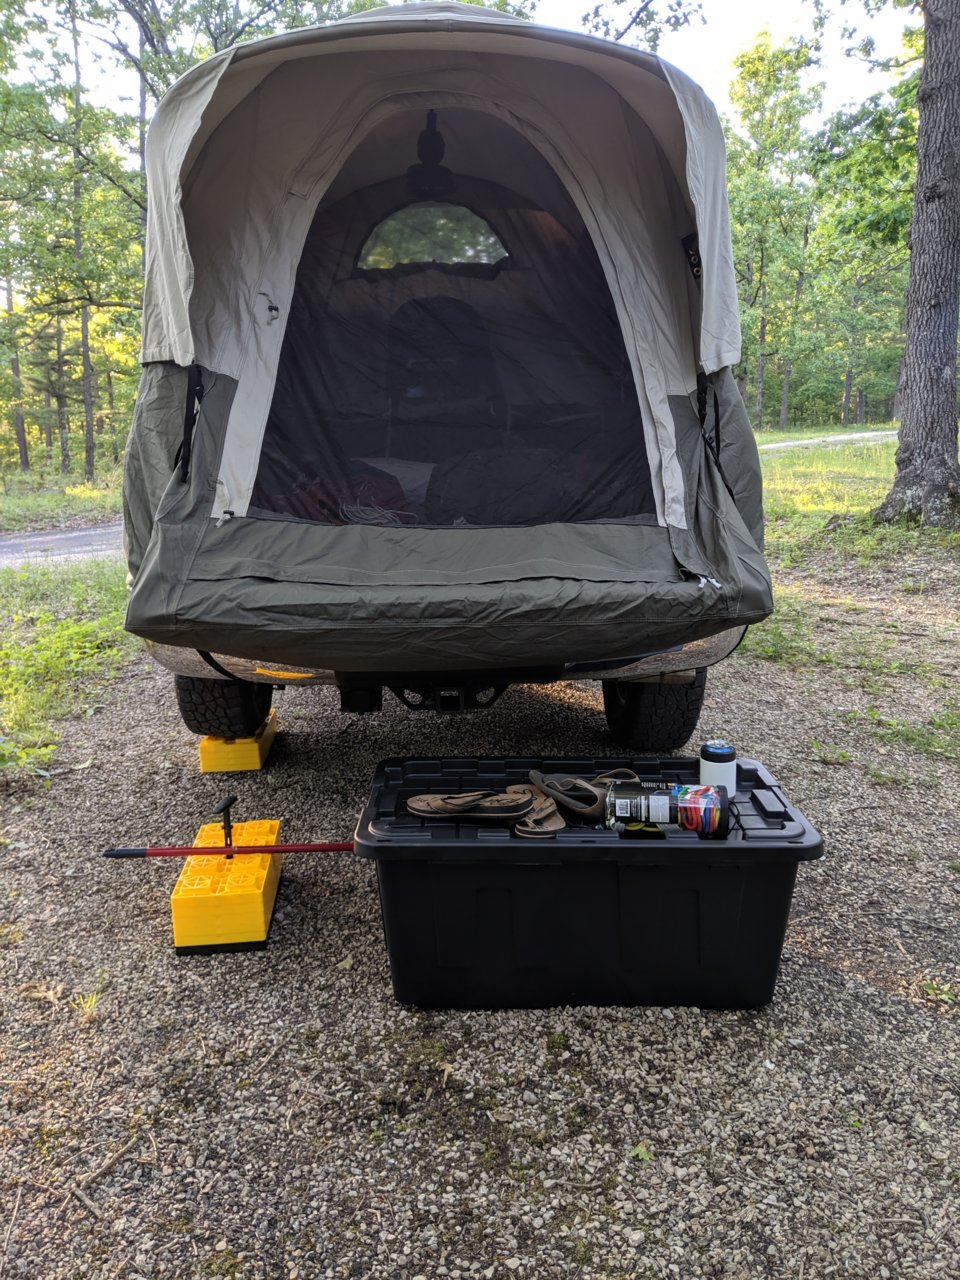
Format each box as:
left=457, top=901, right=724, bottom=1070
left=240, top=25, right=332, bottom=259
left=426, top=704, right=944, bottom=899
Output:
left=1, top=23, right=143, bottom=483
left=585, top=0, right=703, bottom=50
left=0, top=559, right=137, bottom=770
left=0, top=0, right=920, bottom=478
left=359, top=203, right=508, bottom=269
left=0, top=462, right=123, bottom=531
left=863, top=701, right=960, bottom=760
left=759, top=434, right=960, bottom=566
left=921, top=981, right=957, bottom=1007
left=739, top=594, right=817, bottom=665
left=725, top=28, right=914, bottom=431
left=809, top=739, right=852, bottom=765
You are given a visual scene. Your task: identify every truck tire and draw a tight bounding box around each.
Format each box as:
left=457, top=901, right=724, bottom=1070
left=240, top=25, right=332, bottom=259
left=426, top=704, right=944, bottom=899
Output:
left=601, top=669, right=707, bottom=751
left=175, top=675, right=273, bottom=738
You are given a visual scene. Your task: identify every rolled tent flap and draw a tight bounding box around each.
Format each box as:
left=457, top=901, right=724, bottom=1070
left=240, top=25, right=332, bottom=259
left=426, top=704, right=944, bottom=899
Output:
left=124, top=3, right=773, bottom=674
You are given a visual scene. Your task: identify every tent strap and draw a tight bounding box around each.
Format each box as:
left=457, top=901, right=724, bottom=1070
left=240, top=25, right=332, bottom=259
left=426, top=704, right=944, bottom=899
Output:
left=178, top=364, right=205, bottom=483
left=696, top=373, right=737, bottom=506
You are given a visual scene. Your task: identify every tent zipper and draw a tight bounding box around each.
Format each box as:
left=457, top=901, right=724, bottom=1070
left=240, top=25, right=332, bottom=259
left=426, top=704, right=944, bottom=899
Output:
left=178, top=363, right=205, bottom=483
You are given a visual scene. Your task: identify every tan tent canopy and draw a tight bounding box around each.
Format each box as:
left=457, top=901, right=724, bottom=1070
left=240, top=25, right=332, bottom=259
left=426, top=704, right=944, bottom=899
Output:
left=140, top=2, right=741, bottom=529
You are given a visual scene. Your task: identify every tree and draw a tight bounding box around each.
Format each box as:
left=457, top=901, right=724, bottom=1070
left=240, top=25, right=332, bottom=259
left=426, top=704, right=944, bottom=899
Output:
left=586, top=0, right=702, bottom=49
left=725, top=35, right=822, bottom=430
left=1, top=47, right=142, bottom=480
left=870, top=0, right=960, bottom=526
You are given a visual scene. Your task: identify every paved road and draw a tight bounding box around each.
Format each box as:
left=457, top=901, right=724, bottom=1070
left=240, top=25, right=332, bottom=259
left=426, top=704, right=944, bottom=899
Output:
left=757, top=429, right=897, bottom=452
left=0, top=521, right=123, bottom=568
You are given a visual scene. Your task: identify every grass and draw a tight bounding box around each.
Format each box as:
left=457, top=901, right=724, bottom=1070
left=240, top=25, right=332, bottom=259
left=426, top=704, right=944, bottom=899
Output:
left=71, top=975, right=105, bottom=1025
left=0, top=559, right=137, bottom=771
left=809, top=739, right=852, bottom=766
left=743, top=429, right=960, bottom=781
left=0, top=465, right=124, bottom=533
left=759, top=436, right=960, bottom=566
left=737, top=584, right=930, bottom=682
left=862, top=701, right=960, bottom=760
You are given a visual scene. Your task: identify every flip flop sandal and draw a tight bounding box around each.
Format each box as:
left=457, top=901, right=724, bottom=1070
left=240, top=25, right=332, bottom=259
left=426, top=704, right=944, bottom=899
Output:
left=514, top=808, right=567, bottom=839
left=406, top=790, right=494, bottom=817
left=407, top=790, right=535, bottom=820
left=528, top=768, right=640, bottom=822
left=508, top=784, right=566, bottom=839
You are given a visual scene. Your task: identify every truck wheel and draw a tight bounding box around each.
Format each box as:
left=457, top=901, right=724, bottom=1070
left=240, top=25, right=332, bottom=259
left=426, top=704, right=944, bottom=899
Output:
left=601, top=669, right=707, bottom=751
left=175, top=675, right=273, bottom=738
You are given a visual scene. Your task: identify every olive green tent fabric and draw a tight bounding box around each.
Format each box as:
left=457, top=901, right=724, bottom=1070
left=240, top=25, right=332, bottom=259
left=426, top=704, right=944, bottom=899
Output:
left=122, top=363, right=190, bottom=581
left=125, top=369, right=772, bottom=672
left=123, top=5, right=773, bottom=676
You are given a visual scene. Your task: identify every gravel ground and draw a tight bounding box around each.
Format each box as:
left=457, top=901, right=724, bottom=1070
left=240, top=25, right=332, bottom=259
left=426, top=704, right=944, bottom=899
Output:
left=1, top=557, right=958, bottom=1280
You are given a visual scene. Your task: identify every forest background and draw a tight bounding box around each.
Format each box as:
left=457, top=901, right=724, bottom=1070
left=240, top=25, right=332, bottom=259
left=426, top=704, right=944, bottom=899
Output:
left=0, top=0, right=922, bottom=487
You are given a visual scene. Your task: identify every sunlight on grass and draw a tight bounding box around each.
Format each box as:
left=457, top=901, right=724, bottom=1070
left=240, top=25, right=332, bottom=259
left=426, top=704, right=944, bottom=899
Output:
left=0, top=560, right=136, bottom=770
left=0, top=466, right=124, bottom=532
left=760, top=438, right=960, bottom=565
left=762, top=439, right=895, bottom=523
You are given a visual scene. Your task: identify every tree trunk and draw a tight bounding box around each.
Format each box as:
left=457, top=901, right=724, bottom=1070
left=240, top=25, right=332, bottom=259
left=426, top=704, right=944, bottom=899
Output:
left=841, top=367, right=853, bottom=426
left=5, top=279, right=29, bottom=472
left=138, top=28, right=148, bottom=252
left=43, top=389, right=53, bottom=455
left=779, top=360, right=792, bottom=432
left=105, top=367, right=121, bottom=462
left=55, top=320, right=71, bottom=475
left=754, top=283, right=767, bottom=431
left=855, top=387, right=866, bottom=424
left=893, top=357, right=906, bottom=420
left=736, top=365, right=747, bottom=400
left=71, top=0, right=97, bottom=483
left=876, top=0, right=960, bottom=527
left=779, top=219, right=809, bottom=433
left=842, top=281, right=862, bottom=429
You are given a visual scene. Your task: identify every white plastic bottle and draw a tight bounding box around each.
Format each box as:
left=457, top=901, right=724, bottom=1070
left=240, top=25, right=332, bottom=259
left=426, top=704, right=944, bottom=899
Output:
left=699, top=739, right=737, bottom=796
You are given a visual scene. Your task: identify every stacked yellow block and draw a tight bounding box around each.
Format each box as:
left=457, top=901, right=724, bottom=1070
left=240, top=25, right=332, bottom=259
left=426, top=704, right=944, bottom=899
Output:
left=171, top=818, right=282, bottom=952
left=198, top=708, right=279, bottom=773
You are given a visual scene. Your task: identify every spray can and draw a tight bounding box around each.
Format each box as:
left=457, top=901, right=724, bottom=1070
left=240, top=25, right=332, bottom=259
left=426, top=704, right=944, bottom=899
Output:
left=699, top=739, right=738, bottom=796
left=604, top=781, right=730, bottom=838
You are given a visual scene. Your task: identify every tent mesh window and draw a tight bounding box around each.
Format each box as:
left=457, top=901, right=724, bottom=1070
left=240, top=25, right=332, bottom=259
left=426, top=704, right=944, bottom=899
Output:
left=250, top=111, right=656, bottom=529
left=357, top=203, right=508, bottom=270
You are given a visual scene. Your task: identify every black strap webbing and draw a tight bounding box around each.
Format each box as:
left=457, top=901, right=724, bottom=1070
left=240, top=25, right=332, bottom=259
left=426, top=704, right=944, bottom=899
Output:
left=198, top=651, right=236, bottom=680
left=696, top=374, right=737, bottom=506
left=179, top=363, right=204, bottom=483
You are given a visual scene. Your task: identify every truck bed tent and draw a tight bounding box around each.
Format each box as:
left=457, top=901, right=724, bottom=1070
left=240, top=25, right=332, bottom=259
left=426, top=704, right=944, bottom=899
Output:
left=123, top=2, right=772, bottom=675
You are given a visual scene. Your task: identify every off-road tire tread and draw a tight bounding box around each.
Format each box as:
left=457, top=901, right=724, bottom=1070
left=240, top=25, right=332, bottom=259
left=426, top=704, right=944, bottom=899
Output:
left=601, top=668, right=708, bottom=751
left=175, top=675, right=272, bottom=738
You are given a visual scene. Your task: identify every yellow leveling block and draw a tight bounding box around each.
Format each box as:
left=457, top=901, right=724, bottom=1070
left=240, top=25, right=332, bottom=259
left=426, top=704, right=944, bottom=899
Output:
left=198, top=708, right=279, bottom=774
left=171, top=818, right=282, bottom=953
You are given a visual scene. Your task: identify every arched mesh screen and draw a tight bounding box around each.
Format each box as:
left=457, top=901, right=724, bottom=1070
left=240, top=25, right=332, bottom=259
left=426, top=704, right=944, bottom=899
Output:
left=251, top=114, right=656, bottom=528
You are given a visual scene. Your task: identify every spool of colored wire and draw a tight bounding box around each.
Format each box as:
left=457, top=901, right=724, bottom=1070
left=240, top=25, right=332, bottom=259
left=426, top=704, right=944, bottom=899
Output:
left=605, top=782, right=730, bottom=838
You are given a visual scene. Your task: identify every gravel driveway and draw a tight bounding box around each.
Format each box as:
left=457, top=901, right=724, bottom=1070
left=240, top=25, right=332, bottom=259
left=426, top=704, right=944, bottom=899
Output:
left=1, top=552, right=958, bottom=1280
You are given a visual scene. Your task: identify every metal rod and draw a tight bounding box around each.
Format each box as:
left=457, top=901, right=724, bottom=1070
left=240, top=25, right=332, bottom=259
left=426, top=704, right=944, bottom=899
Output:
left=103, top=841, right=354, bottom=859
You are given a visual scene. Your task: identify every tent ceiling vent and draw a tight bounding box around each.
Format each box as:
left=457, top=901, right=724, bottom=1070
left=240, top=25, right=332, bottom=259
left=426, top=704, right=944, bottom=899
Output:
left=406, top=110, right=456, bottom=200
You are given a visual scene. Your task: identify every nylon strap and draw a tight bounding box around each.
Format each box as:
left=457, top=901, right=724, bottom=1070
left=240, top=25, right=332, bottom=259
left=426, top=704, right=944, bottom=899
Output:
left=179, top=363, right=204, bottom=483
left=198, top=651, right=237, bottom=680
left=696, top=373, right=737, bottom=506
